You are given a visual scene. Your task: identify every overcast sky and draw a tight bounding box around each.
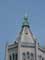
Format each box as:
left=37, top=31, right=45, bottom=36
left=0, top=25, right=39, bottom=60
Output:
left=0, top=0, right=45, bottom=60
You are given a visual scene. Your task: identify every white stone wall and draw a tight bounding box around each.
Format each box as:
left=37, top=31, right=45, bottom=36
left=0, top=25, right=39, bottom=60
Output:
left=21, top=27, right=34, bottom=43
left=6, top=42, right=45, bottom=60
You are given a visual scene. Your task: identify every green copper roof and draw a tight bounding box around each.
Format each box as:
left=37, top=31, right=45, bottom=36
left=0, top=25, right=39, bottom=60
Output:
left=22, top=14, right=29, bottom=27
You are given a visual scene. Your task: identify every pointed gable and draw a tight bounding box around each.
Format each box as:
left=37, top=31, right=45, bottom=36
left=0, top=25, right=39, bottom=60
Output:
left=20, top=27, right=34, bottom=43
left=16, top=14, right=35, bottom=43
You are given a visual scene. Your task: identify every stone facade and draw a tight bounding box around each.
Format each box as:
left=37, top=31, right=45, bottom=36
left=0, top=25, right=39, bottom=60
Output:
left=6, top=15, right=45, bottom=60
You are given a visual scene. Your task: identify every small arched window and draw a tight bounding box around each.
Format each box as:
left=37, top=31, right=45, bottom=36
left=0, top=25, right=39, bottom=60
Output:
left=16, top=54, right=18, bottom=60
left=27, top=52, right=30, bottom=59
left=31, top=53, right=34, bottom=60
left=22, top=52, right=26, bottom=60
left=38, top=55, right=42, bottom=60
left=9, top=55, right=11, bottom=60
left=23, top=53, right=25, bottom=56
left=31, top=53, right=33, bottom=56
left=12, top=53, right=15, bottom=60
left=42, top=57, right=44, bottom=60
left=27, top=52, right=29, bottom=55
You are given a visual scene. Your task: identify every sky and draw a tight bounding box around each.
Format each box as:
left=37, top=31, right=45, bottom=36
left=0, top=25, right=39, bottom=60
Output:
left=0, top=0, right=45, bottom=60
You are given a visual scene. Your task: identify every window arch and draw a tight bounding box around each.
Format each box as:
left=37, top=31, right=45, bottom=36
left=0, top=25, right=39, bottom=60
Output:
left=42, top=57, right=44, bottom=60
left=12, top=53, right=18, bottom=60
left=38, top=55, right=42, bottom=60
left=9, top=55, right=11, bottom=60
left=16, top=53, right=18, bottom=60
left=12, top=53, right=15, bottom=60
left=22, top=52, right=26, bottom=60
left=23, top=52, right=25, bottom=56
left=31, top=53, right=34, bottom=60
left=27, top=52, right=30, bottom=59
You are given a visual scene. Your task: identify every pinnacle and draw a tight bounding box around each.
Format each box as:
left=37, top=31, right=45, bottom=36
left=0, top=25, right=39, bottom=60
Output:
left=22, top=14, right=29, bottom=28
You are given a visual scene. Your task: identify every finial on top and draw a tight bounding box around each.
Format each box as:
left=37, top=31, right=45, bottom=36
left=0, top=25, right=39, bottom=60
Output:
left=24, top=12, right=28, bottom=20
left=22, top=12, right=30, bottom=28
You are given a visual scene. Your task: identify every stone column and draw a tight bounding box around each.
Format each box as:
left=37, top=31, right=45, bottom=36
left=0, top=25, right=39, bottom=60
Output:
left=18, top=42, right=21, bottom=60
left=35, top=41, right=38, bottom=60
left=6, top=47, right=9, bottom=60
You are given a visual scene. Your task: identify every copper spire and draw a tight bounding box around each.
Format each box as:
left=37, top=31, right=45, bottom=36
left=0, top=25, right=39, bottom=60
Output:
left=22, top=13, right=29, bottom=28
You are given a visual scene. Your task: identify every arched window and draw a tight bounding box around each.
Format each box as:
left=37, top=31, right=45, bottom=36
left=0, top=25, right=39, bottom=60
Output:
left=27, top=52, right=30, bottom=59
left=31, top=53, right=34, bottom=60
left=22, top=52, right=26, bottom=60
left=12, top=53, right=15, bottom=60
left=42, top=57, right=44, bottom=60
left=38, top=55, right=42, bottom=60
left=16, top=54, right=18, bottom=60
left=9, top=55, right=11, bottom=60
left=12, top=53, right=18, bottom=60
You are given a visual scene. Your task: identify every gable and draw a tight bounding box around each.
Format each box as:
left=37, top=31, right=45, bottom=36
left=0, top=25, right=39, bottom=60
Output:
left=20, top=27, right=35, bottom=43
